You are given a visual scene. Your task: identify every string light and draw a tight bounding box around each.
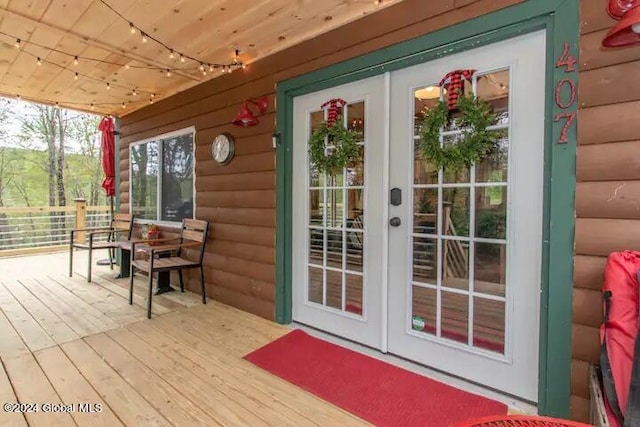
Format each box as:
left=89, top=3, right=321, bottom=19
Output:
left=98, top=0, right=246, bottom=72
left=151, top=93, right=155, bottom=98
left=122, top=102, right=126, bottom=109
left=208, top=64, right=214, bottom=73
left=106, top=82, right=110, bottom=90
left=73, top=56, right=79, bottom=65
left=169, top=50, right=175, bottom=59
left=198, top=63, right=205, bottom=72
left=14, top=39, right=20, bottom=49
left=132, top=88, right=137, bottom=96
left=74, top=72, right=78, bottom=80
left=37, top=57, right=42, bottom=66
left=124, top=64, right=130, bottom=69
left=16, top=94, right=20, bottom=99
left=165, top=69, right=171, bottom=77
left=149, top=97, right=154, bottom=104
left=91, top=103, right=95, bottom=110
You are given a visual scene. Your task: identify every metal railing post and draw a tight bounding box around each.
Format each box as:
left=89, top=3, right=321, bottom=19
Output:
left=74, top=198, right=87, bottom=244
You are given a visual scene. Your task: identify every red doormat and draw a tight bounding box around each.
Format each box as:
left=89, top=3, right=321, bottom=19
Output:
left=244, top=329, right=508, bottom=426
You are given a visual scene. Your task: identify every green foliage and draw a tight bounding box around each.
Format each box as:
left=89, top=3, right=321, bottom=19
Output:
left=419, top=91, right=499, bottom=171
left=309, top=116, right=359, bottom=175
left=476, top=209, right=506, bottom=240
left=0, top=147, right=102, bottom=206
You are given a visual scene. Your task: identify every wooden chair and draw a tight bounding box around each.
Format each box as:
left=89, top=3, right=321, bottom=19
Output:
left=69, top=212, right=134, bottom=282
left=129, top=219, right=209, bottom=318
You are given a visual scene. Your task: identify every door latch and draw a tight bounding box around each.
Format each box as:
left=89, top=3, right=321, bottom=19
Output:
left=390, top=188, right=402, bottom=206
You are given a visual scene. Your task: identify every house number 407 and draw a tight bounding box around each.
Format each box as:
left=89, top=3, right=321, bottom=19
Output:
left=553, top=42, right=577, bottom=144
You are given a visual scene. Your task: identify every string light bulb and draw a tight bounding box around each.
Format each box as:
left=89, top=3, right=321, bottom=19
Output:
left=234, top=49, right=240, bottom=63
left=209, top=64, right=214, bottom=73
left=91, top=103, right=95, bottom=110
left=124, top=64, right=130, bottom=69
left=132, top=88, right=137, bottom=96
left=14, top=39, right=20, bottom=49
left=106, top=82, right=110, bottom=90
left=122, top=102, right=126, bottom=109
left=74, top=72, right=78, bottom=80
left=129, top=22, right=136, bottom=34
left=151, top=93, right=155, bottom=98
left=180, top=54, right=185, bottom=63
left=73, top=56, right=79, bottom=65
left=169, top=50, right=175, bottom=59
left=166, top=69, right=171, bottom=77
left=198, top=63, right=205, bottom=72
left=37, top=57, right=42, bottom=66
left=141, top=33, right=147, bottom=43
left=16, top=94, right=20, bottom=99
left=149, top=97, right=154, bottom=104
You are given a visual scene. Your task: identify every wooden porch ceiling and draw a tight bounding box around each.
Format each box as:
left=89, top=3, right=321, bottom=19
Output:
left=0, top=0, right=403, bottom=117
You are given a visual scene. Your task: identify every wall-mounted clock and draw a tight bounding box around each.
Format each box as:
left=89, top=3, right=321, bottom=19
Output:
left=211, top=132, right=235, bottom=165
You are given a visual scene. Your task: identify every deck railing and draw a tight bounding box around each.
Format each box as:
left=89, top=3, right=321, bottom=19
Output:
left=0, top=198, right=111, bottom=257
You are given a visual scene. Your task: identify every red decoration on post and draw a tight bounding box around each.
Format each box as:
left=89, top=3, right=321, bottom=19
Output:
left=439, top=69, right=475, bottom=110
left=320, top=98, right=347, bottom=127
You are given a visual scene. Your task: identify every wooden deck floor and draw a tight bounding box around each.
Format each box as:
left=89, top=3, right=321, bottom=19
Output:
left=0, top=251, right=369, bottom=427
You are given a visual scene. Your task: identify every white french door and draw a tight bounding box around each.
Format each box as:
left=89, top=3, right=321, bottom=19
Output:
left=387, top=31, right=545, bottom=402
left=292, top=31, right=546, bottom=401
left=292, top=75, right=386, bottom=349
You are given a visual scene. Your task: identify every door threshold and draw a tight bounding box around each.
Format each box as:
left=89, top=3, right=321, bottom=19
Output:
left=291, top=322, right=538, bottom=416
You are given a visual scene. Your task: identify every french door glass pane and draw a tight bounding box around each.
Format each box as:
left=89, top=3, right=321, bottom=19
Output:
left=410, top=68, right=510, bottom=354
left=306, top=102, right=366, bottom=317
left=411, top=285, right=437, bottom=335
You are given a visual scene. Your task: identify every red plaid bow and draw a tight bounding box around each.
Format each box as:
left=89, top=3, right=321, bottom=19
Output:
left=439, top=69, right=476, bottom=110
left=320, top=98, right=347, bottom=127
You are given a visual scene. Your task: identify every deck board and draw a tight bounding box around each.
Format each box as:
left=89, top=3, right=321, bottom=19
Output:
left=60, top=339, right=172, bottom=427
left=84, top=332, right=223, bottom=427
left=33, top=346, right=124, bottom=427
left=0, top=283, right=56, bottom=352
left=0, top=252, right=373, bottom=426
left=0, top=361, right=28, bottom=427
left=4, top=280, right=79, bottom=345
left=3, top=353, right=76, bottom=426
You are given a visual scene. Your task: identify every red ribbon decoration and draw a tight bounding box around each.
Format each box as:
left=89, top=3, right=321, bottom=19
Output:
left=439, top=69, right=476, bottom=110
left=320, top=98, right=347, bottom=127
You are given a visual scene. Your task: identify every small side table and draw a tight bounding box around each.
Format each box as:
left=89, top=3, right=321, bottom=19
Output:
left=117, top=241, right=174, bottom=295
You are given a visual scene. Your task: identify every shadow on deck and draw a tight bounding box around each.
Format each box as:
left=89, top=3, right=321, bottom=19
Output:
left=0, top=251, right=369, bottom=426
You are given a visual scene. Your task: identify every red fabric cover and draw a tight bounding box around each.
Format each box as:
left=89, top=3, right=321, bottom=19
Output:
left=98, top=116, right=115, bottom=197
left=600, top=250, right=640, bottom=423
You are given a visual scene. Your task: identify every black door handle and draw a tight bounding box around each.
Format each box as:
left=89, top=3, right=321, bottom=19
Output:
left=390, top=217, right=401, bottom=227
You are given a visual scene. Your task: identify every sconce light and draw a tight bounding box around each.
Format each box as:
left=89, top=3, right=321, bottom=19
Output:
left=232, top=96, right=269, bottom=126
left=602, top=0, right=640, bottom=47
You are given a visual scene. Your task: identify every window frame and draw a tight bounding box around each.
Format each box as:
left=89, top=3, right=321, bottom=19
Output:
left=129, top=126, right=196, bottom=226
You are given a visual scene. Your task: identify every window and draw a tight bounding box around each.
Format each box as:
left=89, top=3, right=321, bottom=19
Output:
left=130, top=128, right=194, bottom=223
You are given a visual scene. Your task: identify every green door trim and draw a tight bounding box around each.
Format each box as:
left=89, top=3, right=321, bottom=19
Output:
left=275, top=0, right=578, bottom=417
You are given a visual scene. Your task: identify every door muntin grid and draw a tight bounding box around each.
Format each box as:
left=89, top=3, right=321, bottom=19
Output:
left=307, top=101, right=366, bottom=318
left=409, top=68, right=511, bottom=357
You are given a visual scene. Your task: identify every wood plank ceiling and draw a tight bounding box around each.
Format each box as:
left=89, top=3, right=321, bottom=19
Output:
left=0, top=0, right=403, bottom=117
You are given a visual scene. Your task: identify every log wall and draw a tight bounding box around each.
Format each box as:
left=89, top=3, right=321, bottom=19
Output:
left=571, top=0, right=640, bottom=421
left=118, top=0, right=517, bottom=320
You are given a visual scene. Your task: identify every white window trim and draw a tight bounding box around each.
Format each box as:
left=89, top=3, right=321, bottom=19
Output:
left=129, top=126, right=196, bottom=227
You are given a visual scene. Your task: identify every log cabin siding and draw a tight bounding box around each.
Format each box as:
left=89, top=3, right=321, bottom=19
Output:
left=118, top=0, right=517, bottom=322
left=571, top=0, right=640, bottom=421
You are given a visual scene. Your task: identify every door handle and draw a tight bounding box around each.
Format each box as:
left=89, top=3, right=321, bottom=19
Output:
left=389, top=217, right=401, bottom=227
left=390, top=188, right=402, bottom=206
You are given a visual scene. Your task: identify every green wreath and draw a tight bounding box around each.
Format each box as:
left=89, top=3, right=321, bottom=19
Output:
left=309, top=115, right=359, bottom=175
left=420, top=91, right=499, bottom=171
